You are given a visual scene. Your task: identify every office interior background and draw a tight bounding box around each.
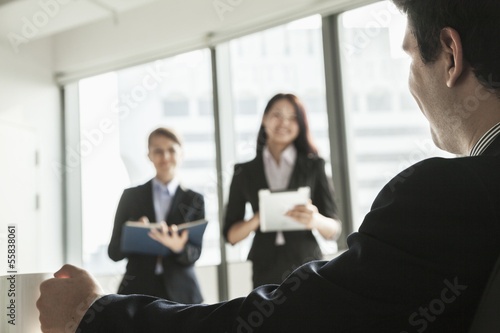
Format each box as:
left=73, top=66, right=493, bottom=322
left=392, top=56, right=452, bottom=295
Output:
left=0, top=0, right=452, bottom=303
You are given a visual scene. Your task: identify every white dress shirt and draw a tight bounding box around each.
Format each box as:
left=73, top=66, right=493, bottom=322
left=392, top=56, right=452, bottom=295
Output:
left=262, top=145, right=297, bottom=245
left=152, top=177, right=179, bottom=223
left=151, top=177, right=179, bottom=274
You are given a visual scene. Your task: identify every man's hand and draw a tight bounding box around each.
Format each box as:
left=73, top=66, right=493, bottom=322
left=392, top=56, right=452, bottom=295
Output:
left=37, top=264, right=104, bottom=333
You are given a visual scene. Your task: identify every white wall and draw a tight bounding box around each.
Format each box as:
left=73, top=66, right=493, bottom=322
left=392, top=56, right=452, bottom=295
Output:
left=0, top=36, right=63, bottom=273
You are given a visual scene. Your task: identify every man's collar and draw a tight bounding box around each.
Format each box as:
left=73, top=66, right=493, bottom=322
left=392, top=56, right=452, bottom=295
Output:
left=469, top=121, right=500, bottom=156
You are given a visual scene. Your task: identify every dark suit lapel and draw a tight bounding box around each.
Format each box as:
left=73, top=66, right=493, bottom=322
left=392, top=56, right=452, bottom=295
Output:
left=166, top=186, right=185, bottom=224
left=251, top=154, right=270, bottom=190
left=140, top=180, right=157, bottom=222
left=287, top=153, right=307, bottom=190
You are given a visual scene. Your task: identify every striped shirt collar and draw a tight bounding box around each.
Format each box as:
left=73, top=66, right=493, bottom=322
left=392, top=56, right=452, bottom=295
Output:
left=469, top=122, right=500, bottom=156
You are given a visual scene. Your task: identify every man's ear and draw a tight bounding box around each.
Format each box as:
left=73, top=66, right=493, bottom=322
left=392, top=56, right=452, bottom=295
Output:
left=440, top=27, right=464, bottom=88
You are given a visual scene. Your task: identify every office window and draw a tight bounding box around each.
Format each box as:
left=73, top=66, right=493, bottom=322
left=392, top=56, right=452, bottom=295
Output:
left=236, top=97, right=258, bottom=115
left=163, top=98, right=190, bottom=116
left=225, top=14, right=334, bottom=262
left=399, top=91, right=418, bottom=112
left=304, top=96, right=324, bottom=114
left=338, top=1, right=452, bottom=231
left=366, top=90, right=392, bottom=112
left=80, top=49, right=220, bottom=276
left=349, top=93, right=362, bottom=113
left=79, top=72, right=127, bottom=275
left=198, top=97, right=213, bottom=116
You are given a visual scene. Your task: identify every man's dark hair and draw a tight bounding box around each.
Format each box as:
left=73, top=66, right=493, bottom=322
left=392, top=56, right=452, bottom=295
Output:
left=393, top=0, right=500, bottom=94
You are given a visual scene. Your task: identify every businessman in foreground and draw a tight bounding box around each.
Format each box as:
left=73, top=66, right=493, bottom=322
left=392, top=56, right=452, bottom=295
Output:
left=37, top=0, right=500, bottom=332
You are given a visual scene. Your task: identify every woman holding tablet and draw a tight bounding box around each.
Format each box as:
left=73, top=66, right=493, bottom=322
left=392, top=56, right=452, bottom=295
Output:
left=108, top=127, right=205, bottom=304
left=223, top=93, right=342, bottom=288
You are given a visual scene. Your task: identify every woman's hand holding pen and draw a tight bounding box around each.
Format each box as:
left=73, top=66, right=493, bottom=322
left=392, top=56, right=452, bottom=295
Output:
left=148, top=221, right=189, bottom=253
left=285, top=200, right=319, bottom=230
left=285, top=200, right=341, bottom=240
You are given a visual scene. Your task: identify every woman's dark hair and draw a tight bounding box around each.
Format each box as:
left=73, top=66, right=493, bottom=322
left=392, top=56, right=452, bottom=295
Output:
left=256, top=93, right=318, bottom=156
left=148, top=127, right=183, bottom=148
left=393, top=0, right=500, bottom=95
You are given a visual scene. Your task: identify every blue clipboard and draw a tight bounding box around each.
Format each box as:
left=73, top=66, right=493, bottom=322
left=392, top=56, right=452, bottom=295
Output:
left=120, top=219, right=208, bottom=256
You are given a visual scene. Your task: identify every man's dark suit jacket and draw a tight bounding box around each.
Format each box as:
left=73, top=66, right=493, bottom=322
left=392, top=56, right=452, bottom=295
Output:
left=108, top=180, right=205, bottom=304
left=81, top=137, right=500, bottom=332
left=223, top=152, right=338, bottom=286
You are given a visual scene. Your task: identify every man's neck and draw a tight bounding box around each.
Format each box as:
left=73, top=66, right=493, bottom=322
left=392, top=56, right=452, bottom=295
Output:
left=456, top=83, right=500, bottom=154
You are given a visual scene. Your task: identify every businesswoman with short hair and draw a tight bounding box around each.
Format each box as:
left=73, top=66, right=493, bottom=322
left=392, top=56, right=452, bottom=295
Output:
left=108, top=128, right=205, bottom=304
left=223, top=93, right=342, bottom=288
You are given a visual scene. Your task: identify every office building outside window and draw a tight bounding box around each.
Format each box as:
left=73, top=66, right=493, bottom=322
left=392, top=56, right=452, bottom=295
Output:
left=225, top=15, right=335, bottom=262
left=338, top=1, right=452, bottom=231
left=80, top=50, right=220, bottom=275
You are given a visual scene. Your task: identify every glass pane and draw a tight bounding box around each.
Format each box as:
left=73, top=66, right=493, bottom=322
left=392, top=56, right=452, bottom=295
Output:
left=225, top=15, right=334, bottom=262
left=80, top=49, right=220, bottom=279
left=80, top=72, right=128, bottom=276
left=338, top=1, right=453, bottom=231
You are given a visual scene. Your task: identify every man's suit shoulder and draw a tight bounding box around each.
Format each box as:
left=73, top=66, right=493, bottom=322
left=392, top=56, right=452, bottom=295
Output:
left=383, top=155, right=500, bottom=198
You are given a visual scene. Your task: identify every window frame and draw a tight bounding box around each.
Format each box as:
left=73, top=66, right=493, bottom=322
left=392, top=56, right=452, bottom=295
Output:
left=61, top=4, right=412, bottom=301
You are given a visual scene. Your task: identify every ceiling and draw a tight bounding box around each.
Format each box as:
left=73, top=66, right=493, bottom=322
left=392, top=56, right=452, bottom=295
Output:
left=1, top=0, right=378, bottom=82
left=0, top=0, right=161, bottom=40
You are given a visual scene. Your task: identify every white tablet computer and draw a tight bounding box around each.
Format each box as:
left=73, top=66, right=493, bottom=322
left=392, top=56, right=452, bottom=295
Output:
left=258, top=186, right=310, bottom=232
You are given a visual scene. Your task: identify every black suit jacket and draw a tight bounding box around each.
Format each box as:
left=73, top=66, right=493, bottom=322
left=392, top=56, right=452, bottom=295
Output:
left=108, top=180, right=205, bottom=304
left=223, top=153, right=338, bottom=286
left=80, top=137, right=500, bottom=332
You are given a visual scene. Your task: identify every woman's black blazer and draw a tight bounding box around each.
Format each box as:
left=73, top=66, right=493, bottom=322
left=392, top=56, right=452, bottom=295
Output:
left=108, top=180, right=205, bottom=304
left=223, top=152, right=338, bottom=282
